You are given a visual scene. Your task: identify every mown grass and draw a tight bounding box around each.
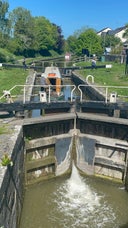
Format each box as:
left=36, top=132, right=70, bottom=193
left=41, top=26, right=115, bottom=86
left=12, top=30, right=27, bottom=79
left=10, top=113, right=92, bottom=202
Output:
left=77, top=61, right=128, bottom=98
left=77, top=61, right=127, bottom=84
left=0, top=68, right=28, bottom=100
left=0, top=61, right=128, bottom=100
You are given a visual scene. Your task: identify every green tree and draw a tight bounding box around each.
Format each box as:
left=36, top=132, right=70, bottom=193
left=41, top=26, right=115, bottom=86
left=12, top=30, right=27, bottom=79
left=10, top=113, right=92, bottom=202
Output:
left=0, top=0, right=9, bottom=33
left=67, top=28, right=103, bottom=57
left=78, top=29, right=103, bottom=56
left=66, top=35, right=78, bottom=54
left=52, top=24, right=65, bottom=54
left=9, top=7, right=35, bottom=56
left=101, top=33, right=121, bottom=53
left=8, top=10, right=65, bottom=57
left=34, top=16, right=61, bottom=56
left=0, top=0, right=10, bottom=48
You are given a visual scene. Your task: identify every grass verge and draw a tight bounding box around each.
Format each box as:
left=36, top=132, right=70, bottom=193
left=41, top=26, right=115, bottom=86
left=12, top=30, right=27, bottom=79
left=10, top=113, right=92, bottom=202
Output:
left=0, top=68, right=28, bottom=101
left=77, top=62, right=128, bottom=99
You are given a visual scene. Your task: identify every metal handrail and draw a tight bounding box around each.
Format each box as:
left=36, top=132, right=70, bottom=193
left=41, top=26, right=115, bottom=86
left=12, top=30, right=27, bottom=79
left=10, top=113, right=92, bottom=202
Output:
left=0, top=84, right=76, bottom=103
left=78, top=84, right=128, bottom=103
left=1, top=84, right=128, bottom=104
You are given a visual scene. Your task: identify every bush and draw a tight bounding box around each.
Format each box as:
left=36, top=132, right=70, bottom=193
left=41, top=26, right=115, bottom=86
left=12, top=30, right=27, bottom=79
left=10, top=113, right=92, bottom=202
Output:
left=0, top=48, right=16, bottom=63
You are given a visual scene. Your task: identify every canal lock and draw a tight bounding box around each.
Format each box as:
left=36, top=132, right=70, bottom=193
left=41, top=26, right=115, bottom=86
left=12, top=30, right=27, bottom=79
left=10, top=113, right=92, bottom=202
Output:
left=1, top=69, right=128, bottom=228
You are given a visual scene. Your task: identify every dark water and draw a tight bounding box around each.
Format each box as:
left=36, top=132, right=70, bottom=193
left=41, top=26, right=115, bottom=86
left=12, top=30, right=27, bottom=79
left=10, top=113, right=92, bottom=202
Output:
left=19, top=164, right=128, bottom=228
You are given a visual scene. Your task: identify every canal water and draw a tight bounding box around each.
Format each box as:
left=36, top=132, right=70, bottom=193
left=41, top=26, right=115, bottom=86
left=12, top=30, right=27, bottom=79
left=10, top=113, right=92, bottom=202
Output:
left=19, top=163, right=128, bottom=228
left=22, top=77, right=128, bottom=227
left=31, top=78, right=82, bottom=118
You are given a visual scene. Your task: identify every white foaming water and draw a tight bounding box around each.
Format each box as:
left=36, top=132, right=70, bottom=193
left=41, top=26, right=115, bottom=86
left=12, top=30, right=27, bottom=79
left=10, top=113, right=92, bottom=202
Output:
left=50, top=163, right=117, bottom=228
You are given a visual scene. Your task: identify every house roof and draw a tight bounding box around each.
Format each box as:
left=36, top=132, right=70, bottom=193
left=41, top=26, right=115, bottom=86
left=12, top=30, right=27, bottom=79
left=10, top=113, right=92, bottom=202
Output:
left=97, top=25, right=127, bottom=43
left=108, top=26, right=126, bottom=36
left=97, top=27, right=112, bottom=34
left=97, top=27, right=112, bottom=35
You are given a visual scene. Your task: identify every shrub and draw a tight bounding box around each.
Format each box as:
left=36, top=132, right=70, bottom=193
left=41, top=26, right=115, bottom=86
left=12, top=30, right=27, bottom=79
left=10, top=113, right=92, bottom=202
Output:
left=0, top=48, right=16, bottom=63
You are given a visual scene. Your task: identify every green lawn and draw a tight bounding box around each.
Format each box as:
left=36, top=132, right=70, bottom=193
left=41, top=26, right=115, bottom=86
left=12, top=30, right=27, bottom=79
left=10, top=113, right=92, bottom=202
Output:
left=77, top=62, right=128, bottom=98
left=0, top=61, right=128, bottom=100
left=78, top=62, right=127, bottom=84
left=0, top=68, right=28, bottom=101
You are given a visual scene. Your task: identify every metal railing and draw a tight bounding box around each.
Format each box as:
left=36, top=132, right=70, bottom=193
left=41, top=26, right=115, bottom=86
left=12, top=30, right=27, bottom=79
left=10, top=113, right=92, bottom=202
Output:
left=78, top=84, right=128, bottom=103
left=0, top=84, right=76, bottom=103
left=1, top=84, right=128, bottom=104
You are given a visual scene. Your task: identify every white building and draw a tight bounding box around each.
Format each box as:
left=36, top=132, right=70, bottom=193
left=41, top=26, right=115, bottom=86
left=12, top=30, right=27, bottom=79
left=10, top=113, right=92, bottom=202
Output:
left=97, top=27, right=112, bottom=36
left=97, top=26, right=127, bottom=43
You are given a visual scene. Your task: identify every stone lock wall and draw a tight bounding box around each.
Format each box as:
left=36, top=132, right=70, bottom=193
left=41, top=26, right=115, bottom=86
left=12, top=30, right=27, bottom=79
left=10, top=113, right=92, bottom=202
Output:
left=0, top=112, right=128, bottom=228
left=0, top=127, right=25, bottom=228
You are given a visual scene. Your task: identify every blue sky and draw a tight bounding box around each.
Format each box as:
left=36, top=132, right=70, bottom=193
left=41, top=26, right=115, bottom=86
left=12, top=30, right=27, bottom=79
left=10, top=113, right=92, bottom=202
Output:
left=8, top=0, right=128, bottom=38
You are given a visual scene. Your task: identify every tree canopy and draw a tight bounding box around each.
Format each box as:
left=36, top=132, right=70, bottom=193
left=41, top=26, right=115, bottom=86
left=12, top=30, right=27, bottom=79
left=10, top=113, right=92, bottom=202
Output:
left=67, top=28, right=103, bottom=57
left=0, top=3, right=65, bottom=58
left=0, top=1, right=124, bottom=61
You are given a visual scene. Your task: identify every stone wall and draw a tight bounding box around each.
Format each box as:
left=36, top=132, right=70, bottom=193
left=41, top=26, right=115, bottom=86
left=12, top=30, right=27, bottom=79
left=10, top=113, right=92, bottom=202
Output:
left=0, top=126, right=24, bottom=228
left=72, top=72, right=105, bottom=101
left=0, top=70, right=35, bottom=228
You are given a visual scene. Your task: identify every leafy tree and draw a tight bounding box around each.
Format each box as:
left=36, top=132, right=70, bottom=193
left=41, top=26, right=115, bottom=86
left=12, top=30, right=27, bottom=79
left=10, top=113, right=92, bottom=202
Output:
left=8, top=9, right=65, bottom=57
left=101, top=33, right=121, bottom=52
left=0, top=0, right=11, bottom=48
left=66, top=35, right=78, bottom=54
left=33, top=16, right=61, bottom=56
left=0, top=0, right=9, bottom=33
left=52, top=24, right=65, bottom=54
left=78, top=29, right=103, bottom=56
left=67, top=28, right=103, bottom=57
left=9, top=7, right=35, bottom=56
left=0, top=3, right=65, bottom=57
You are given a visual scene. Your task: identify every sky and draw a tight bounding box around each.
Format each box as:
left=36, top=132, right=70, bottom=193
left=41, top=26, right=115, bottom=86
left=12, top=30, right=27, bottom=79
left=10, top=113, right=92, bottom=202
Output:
left=8, top=0, right=128, bottom=38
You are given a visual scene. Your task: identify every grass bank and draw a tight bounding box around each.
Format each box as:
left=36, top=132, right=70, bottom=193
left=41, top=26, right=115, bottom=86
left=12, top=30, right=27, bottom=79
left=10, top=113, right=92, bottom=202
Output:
left=0, top=61, right=128, bottom=100
left=0, top=68, right=28, bottom=100
left=77, top=62, right=128, bottom=98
